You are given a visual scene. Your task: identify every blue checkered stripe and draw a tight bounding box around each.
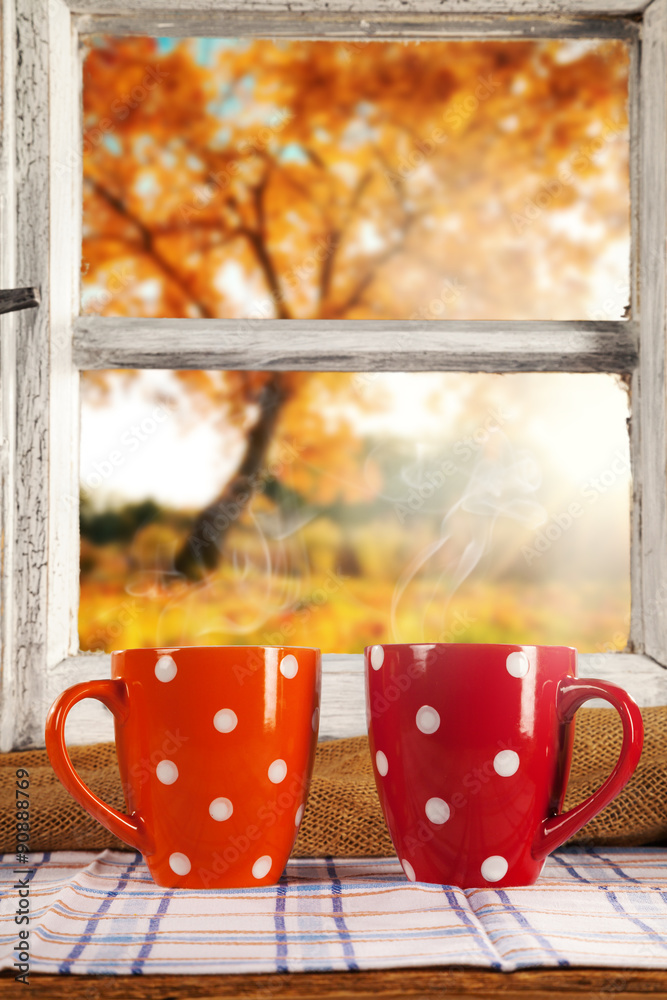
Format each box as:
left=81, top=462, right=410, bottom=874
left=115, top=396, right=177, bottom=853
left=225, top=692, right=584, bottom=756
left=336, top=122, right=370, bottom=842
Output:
left=1, top=849, right=667, bottom=973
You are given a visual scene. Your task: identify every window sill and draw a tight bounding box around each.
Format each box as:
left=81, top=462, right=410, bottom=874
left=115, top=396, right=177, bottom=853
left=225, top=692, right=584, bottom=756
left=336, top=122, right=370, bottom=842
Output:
left=46, top=650, right=667, bottom=749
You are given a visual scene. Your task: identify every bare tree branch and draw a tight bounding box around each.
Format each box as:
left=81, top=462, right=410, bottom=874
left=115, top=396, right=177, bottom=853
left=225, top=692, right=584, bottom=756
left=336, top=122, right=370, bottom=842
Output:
left=323, top=150, right=416, bottom=318
left=236, top=165, right=292, bottom=319
left=85, top=176, right=221, bottom=319
left=318, top=170, right=374, bottom=311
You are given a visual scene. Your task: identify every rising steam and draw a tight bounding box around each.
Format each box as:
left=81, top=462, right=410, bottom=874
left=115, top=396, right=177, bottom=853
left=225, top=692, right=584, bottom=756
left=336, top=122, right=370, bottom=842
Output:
left=391, top=432, right=547, bottom=642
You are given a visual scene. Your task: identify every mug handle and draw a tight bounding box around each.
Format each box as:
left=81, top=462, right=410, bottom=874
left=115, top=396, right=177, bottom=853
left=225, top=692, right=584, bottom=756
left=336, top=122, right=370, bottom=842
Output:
left=45, top=680, right=152, bottom=855
left=532, top=677, right=643, bottom=860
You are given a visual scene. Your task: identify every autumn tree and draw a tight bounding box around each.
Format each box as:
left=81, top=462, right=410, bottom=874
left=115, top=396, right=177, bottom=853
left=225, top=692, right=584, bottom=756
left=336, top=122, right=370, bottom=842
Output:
left=81, top=36, right=629, bottom=577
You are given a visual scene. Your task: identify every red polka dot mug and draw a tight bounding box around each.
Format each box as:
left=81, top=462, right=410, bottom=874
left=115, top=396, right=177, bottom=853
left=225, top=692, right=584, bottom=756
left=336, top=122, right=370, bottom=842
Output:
left=365, top=643, right=643, bottom=888
left=45, top=645, right=321, bottom=888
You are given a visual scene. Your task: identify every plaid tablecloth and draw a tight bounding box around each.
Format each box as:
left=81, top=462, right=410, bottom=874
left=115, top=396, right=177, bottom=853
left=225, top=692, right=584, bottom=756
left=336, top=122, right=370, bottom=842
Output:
left=2, top=849, right=667, bottom=974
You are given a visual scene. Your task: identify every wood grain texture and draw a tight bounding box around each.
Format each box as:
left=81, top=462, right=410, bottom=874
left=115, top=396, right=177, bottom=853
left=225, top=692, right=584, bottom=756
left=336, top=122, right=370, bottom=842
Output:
left=73, top=10, right=640, bottom=39
left=627, top=32, right=641, bottom=649
left=46, top=0, right=82, bottom=672
left=0, top=287, right=40, bottom=315
left=3, top=967, right=667, bottom=998
left=65, top=0, right=652, bottom=16
left=0, top=0, right=20, bottom=753
left=73, top=318, right=639, bottom=373
left=0, top=0, right=81, bottom=753
left=633, top=0, right=667, bottom=666
left=8, top=0, right=51, bottom=753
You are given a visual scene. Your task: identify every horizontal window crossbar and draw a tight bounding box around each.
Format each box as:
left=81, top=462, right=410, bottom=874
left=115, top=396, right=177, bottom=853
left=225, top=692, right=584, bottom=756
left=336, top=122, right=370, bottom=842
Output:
left=73, top=317, right=639, bottom=372
left=73, top=11, right=640, bottom=40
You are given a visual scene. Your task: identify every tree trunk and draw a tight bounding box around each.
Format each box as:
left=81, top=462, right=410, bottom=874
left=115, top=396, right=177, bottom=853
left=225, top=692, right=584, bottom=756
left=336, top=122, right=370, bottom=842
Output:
left=174, top=374, right=290, bottom=580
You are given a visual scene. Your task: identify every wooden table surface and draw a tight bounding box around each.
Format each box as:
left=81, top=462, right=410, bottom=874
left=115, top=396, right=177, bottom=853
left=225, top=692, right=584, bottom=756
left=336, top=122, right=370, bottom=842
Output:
left=3, top=968, right=667, bottom=999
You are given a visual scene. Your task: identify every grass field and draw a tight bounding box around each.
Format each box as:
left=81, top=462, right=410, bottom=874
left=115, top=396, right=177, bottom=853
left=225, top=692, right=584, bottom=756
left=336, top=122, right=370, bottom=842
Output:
left=79, top=547, right=630, bottom=655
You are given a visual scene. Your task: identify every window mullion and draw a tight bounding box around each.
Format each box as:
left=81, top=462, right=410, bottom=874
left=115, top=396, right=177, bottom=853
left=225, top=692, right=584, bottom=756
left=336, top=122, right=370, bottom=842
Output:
left=48, top=0, right=81, bottom=671
left=0, top=0, right=53, bottom=751
left=631, top=0, right=667, bottom=665
left=0, top=0, right=80, bottom=752
left=0, top=0, right=19, bottom=751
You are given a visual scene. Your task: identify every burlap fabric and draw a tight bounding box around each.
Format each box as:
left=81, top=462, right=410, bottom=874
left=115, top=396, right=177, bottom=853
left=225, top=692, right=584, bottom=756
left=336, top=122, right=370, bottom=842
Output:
left=2, top=707, right=666, bottom=854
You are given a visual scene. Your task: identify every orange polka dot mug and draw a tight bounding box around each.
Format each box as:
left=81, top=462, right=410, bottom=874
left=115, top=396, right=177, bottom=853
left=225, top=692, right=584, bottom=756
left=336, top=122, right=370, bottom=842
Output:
left=45, top=645, right=321, bottom=888
left=366, top=643, right=644, bottom=888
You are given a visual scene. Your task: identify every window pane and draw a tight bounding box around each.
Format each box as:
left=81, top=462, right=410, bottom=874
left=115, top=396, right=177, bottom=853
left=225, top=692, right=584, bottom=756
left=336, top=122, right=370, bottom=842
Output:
left=81, top=37, right=629, bottom=321
left=79, top=371, right=630, bottom=653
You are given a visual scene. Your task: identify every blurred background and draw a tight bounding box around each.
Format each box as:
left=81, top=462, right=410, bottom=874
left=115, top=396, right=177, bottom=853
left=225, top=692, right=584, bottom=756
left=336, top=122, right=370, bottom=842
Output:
left=80, top=36, right=632, bottom=654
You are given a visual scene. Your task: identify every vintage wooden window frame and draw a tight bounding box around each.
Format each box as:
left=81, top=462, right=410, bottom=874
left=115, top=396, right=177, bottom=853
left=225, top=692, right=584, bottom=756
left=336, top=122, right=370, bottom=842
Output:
left=1, top=0, right=666, bottom=752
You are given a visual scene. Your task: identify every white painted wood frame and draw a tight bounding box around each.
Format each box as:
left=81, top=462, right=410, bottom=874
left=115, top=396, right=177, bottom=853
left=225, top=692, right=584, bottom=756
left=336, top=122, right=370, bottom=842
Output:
left=1, top=0, right=666, bottom=751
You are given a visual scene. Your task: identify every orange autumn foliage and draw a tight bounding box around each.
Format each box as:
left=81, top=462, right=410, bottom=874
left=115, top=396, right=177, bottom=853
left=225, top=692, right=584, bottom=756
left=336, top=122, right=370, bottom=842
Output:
left=78, top=37, right=631, bottom=651
left=81, top=35, right=629, bottom=514
left=82, top=37, right=629, bottom=323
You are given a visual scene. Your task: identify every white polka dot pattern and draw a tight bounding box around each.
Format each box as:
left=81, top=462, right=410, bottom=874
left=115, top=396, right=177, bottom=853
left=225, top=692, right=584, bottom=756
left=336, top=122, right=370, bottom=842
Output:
left=149, top=646, right=322, bottom=887
left=416, top=705, right=440, bottom=734
left=155, top=654, right=177, bottom=683
left=425, top=797, right=450, bottom=824
left=268, top=759, right=287, bottom=784
left=209, top=797, right=233, bottom=822
left=494, top=750, right=520, bottom=776
left=169, top=852, right=191, bottom=876
left=213, top=708, right=238, bottom=733
left=364, top=644, right=535, bottom=888
left=156, top=760, right=178, bottom=785
left=280, top=654, right=298, bottom=679
left=506, top=651, right=529, bottom=678
left=481, top=855, right=508, bottom=882
left=252, top=855, right=272, bottom=879
left=402, top=859, right=416, bottom=882
left=370, top=645, right=384, bottom=670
